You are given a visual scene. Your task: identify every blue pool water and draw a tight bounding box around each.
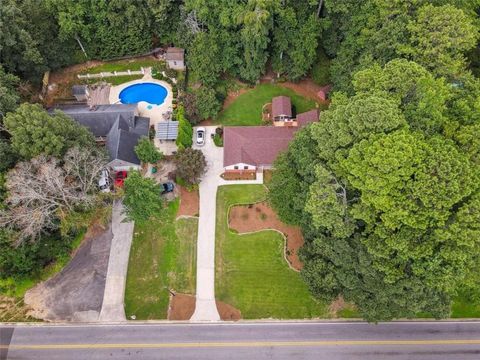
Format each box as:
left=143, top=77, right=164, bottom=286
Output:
left=119, top=82, right=168, bottom=106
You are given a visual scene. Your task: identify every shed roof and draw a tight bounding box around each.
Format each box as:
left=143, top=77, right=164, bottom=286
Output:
left=72, top=85, right=87, bottom=96
left=165, top=47, right=185, bottom=61
left=156, top=121, right=179, bottom=140
left=272, top=96, right=292, bottom=118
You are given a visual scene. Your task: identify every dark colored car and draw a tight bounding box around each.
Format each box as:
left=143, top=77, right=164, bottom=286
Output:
left=114, top=171, right=128, bottom=187
left=161, top=182, right=175, bottom=194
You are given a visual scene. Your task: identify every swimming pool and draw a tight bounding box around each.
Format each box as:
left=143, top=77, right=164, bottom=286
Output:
left=119, top=82, right=168, bottom=106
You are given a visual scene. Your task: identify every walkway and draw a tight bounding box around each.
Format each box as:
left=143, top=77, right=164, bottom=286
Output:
left=190, top=126, right=262, bottom=321
left=99, top=200, right=134, bottom=321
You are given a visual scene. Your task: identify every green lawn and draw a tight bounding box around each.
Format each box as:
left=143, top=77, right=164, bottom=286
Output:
left=215, top=185, right=328, bottom=319
left=125, top=199, right=198, bottom=319
left=83, top=59, right=162, bottom=74
left=217, top=83, right=317, bottom=126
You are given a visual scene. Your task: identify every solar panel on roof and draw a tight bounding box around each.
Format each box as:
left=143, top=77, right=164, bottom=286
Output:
left=156, top=121, right=179, bottom=140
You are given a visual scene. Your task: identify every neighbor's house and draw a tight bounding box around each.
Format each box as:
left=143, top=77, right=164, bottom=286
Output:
left=55, top=104, right=150, bottom=171
left=223, top=109, right=318, bottom=173
left=165, top=47, right=185, bottom=71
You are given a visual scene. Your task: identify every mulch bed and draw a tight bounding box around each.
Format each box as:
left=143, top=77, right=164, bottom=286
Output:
left=177, top=186, right=199, bottom=217
left=221, top=172, right=256, bottom=181
left=168, top=293, right=242, bottom=321
left=229, top=202, right=304, bottom=270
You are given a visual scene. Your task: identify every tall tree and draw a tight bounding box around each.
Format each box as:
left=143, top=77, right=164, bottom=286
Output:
left=0, top=66, right=19, bottom=116
left=3, top=104, right=94, bottom=159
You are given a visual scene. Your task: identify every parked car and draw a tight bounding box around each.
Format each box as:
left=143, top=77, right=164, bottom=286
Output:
left=114, top=171, right=128, bottom=187
left=161, top=182, right=175, bottom=195
left=98, top=168, right=111, bottom=193
left=196, top=127, right=206, bottom=146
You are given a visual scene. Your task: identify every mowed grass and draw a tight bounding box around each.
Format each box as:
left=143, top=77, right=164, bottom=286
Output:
left=217, top=83, right=317, bottom=126
left=125, top=199, right=198, bottom=319
left=215, top=185, right=328, bottom=319
left=83, top=59, right=161, bottom=74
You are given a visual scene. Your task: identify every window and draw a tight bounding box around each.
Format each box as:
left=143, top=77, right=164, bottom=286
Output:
left=244, top=166, right=248, bottom=170
left=234, top=166, right=239, bottom=170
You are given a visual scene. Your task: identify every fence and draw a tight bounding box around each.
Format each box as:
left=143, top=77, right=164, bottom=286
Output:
left=77, top=68, right=145, bottom=80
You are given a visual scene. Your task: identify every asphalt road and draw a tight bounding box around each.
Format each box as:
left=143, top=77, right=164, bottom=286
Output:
left=2, top=321, right=480, bottom=360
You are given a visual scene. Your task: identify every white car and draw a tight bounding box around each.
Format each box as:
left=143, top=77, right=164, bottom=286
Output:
left=98, top=168, right=111, bottom=193
left=196, top=127, right=206, bottom=146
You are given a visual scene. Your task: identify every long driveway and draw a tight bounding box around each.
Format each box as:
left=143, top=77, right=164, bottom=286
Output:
left=3, top=321, right=480, bottom=359
left=98, top=200, right=134, bottom=321
left=190, top=126, right=262, bottom=321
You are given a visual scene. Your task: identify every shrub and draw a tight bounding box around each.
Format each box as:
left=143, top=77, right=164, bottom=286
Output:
left=195, top=86, right=221, bottom=120
left=213, top=133, right=223, bottom=147
left=135, top=137, right=163, bottom=164
left=123, top=171, right=163, bottom=222
left=174, top=148, right=207, bottom=185
left=178, top=92, right=201, bottom=125
left=165, top=68, right=177, bottom=78
left=175, top=105, right=193, bottom=148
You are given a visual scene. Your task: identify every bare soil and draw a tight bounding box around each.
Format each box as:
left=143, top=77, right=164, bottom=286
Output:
left=229, top=202, right=304, bottom=270
left=177, top=186, right=199, bottom=217
left=168, top=293, right=241, bottom=321
left=279, top=78, right=330, bottom=105
left=328, top=296, right=357, bottom=318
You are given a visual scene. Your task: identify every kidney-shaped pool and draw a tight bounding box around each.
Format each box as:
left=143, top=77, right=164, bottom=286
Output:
left=119, top=82, right=168, bottom=106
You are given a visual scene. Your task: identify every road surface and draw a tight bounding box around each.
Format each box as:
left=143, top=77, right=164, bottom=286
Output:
left=2, top=321, right=480, bottom=359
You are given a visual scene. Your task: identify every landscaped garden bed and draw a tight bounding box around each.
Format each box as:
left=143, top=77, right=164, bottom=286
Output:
left=221, top=171, right=256, bottom=181
left=229, top=201, right=304, bottom=270
left=215, top=184, right=328, bottom=319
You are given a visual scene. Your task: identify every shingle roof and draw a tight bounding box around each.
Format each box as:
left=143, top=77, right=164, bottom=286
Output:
left=272, top=96, right=292, bottom=118
left=223, top=127, right=296, bottom=167
left=156, top=121, right=178, bottom=140
left=296, top=109, right=319, bottom=127
left=165, top=47, right=184, bottom=61
left=54, top=104, right=138, bottom=136
left=54, top=104, right=149, bottom=165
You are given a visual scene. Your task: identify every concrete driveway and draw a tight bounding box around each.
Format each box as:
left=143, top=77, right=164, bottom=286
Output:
left=190, top=126, right=262, bottom=321
left=190, top=126, right=223, bottom=321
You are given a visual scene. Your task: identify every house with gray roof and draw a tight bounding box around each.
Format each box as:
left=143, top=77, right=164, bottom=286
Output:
left=54, top=104, right=150, bottom=171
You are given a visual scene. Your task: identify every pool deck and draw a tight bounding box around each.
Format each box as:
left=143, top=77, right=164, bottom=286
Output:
left=109, top=74, right=173, bottom=125
left=109, top=72, right=177, bottom=155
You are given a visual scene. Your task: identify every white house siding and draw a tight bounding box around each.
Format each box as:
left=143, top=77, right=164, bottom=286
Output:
left=225, top=163, right=256, bottom=171
left=108, top=159, right=141, bottom=172
left=167, top=60, right=185, bottom=71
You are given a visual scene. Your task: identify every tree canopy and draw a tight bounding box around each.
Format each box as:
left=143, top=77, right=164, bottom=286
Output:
left=3, top=104, right=94, bottom=159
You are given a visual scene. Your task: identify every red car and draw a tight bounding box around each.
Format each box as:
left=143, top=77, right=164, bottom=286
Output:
left=114, top=171, right=128, bottom=187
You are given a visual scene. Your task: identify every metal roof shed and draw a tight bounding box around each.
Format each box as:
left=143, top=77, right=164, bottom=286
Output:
left=156, top=121, right=179, bottom=140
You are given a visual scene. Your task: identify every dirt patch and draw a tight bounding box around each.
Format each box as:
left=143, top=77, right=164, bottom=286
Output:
left=167, top=293, right=242, bottom=321
left=216, top=300, right=242, bottom=321
left=279, top=78, right=330, bottom=106
left=168, top=293, right=195, bottom=320
left=0, top=295, right=35, bottom=322
left=229, top=202, right=304, bottom=270
left=177, top=186, right=199, bottom=217
left=328, top=296, right=357, bottom=318
left=46, top=60, right=103, bottom=105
